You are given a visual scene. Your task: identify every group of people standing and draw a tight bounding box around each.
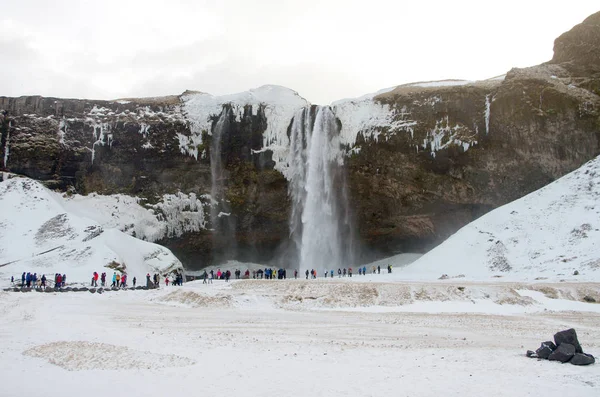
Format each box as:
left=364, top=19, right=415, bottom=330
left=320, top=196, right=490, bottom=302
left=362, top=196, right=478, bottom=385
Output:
left=13, top=272, right=62, bottom=289
left=90, top=271, right=135, bottom=288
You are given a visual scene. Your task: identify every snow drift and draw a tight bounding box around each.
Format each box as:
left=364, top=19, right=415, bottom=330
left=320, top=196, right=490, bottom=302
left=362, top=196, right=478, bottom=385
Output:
left=0, top=175, right=183, bottom=285
left=402, top=156, right=600, bottom=281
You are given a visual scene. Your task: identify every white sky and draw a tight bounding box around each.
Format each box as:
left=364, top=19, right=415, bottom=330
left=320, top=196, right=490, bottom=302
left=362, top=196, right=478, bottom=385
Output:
left=0, top=0, right=598, bottom=104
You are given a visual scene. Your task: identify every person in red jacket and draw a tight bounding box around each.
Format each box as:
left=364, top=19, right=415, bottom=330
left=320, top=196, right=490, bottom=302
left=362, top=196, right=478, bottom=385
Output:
left=165, top=276, right=170, bottom=286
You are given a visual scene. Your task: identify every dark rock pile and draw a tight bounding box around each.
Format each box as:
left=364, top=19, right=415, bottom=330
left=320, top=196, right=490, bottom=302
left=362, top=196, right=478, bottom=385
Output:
left=527, top=328, right=595, bottom=365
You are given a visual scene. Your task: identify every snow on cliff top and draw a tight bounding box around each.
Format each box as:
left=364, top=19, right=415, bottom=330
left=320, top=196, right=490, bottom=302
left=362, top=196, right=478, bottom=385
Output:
left=181, top=85, right=309, bottom=171
left=400, top=156, right=600, bottom=281
left=0, top=177, right=183, bottom=286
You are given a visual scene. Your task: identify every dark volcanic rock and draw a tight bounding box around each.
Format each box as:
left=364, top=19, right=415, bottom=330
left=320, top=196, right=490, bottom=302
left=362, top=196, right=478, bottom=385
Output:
left=554, top=328, right=583, bottom=353
left=89, top=288, right=96, bottom=294
left=548, top=343, right=576, bottom=363
left=550, top=11, right=600, bottom=76
left=536, top=342, right=556, bottom=359
left=570, top=353, right=595, bottom=366
left=526, top=350, right=537, bottom=358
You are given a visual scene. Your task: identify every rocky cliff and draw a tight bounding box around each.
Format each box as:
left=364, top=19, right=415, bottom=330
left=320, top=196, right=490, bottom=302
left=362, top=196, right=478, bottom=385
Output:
left=1, top=12, right=599, bottom=269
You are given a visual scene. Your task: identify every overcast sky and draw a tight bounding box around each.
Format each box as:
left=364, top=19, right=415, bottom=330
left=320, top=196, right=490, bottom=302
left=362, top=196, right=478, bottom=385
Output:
left=1, top=0, right=598, bottom=104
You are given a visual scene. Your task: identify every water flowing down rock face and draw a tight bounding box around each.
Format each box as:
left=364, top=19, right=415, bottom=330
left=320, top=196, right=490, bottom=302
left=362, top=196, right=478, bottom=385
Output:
left=209, top=106, right=237, bottom=263
left=287, top=106, right=355, bottom=271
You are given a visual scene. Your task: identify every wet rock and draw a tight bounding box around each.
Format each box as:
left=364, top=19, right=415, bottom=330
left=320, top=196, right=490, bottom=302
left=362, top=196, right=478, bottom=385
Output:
left=548, top=343, right=576, bottom=362
left=536, top=341, right=556, bottom=359
left=89, top=288, right=96, bottom=294
left=79, top=287, right=89, bottom=292
left=570, top=353, right=595, bottom=366
left=573, top=270, right=579, bottom=275
left=583, top=296, right=596, bottom=303
left=554, top=328, right=583, bottom=353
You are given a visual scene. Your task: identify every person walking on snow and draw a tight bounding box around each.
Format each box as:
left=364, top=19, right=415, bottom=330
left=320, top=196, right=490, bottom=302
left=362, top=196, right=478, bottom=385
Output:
left=165, top=276, right=169, bottom=286
left=112, top=272, right=117, bottom=288
left=133, top=277, right=136, bottom=287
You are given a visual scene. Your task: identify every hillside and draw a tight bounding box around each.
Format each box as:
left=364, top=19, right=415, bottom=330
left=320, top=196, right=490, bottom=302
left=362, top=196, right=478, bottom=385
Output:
left=0, top=174, right=183, bottom=285
left=400, top=156, right=600, bottom=281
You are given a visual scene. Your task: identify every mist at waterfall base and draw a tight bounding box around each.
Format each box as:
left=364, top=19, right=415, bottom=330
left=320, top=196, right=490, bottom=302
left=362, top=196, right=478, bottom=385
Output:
left=206, top=104, right=360, bottom=272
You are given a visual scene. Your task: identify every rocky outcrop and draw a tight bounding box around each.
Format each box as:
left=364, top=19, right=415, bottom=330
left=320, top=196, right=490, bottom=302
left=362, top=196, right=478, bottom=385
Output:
left=342, top=12, right=600, bottom=258
left=1, top=13, right=600, bottom=268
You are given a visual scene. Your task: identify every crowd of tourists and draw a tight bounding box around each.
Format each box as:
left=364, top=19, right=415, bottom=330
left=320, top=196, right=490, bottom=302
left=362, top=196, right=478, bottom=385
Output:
left=11, top=264, right=394, bottom=289
left=11, top=272, right=65, bottom=289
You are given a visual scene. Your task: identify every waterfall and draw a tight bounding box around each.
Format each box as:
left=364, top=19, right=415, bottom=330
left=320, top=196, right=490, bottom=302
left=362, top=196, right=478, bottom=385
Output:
left=210, top=107, right=230, bottom=228
left=3, top=121, right=10, bottom=168
left=288, top=106, right=354, bottom=271
left=485, top=95, right=491, bottom=135
left=209, top=106, right=236, bottom=262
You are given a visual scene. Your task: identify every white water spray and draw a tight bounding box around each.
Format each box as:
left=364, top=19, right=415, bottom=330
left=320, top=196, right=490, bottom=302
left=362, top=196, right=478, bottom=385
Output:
left=288, top=106, right=353, bottom=271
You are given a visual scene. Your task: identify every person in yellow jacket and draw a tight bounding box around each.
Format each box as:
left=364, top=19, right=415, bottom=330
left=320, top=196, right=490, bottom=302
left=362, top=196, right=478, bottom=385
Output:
left=116, top=273, right=121, bottom=288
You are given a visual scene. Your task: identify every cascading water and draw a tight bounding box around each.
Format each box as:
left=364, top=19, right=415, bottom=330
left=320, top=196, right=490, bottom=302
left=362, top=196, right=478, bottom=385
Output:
left=210, top=107, right=230, bottom=227
left=288, top=106, right=354, bottom=271
left=209, top=106, right=236, bottom=262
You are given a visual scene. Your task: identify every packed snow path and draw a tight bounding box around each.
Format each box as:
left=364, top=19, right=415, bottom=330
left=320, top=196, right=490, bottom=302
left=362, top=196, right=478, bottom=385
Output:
left=1, top=279, right=599, bottom=397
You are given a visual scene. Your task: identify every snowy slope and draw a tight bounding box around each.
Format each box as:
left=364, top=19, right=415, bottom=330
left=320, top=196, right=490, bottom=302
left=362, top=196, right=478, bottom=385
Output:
left=401, top=156, right=600, bottom=281
left=0, top=176, right=183, bottom=286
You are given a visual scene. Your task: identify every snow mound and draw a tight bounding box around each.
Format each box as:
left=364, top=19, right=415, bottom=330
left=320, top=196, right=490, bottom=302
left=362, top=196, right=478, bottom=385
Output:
left=0, top=177, right=183, bottom=286
left=155, top=289, right=233, bottom=308
left=403, top=156, right=600, bottom=281
left=231, top=280, right=600, bottom=313
left=23, top=341, right=194, bottom=371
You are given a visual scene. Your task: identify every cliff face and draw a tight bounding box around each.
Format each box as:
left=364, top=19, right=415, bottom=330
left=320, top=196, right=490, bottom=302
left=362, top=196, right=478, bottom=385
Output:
left=1, top=12, right=600, bottom=268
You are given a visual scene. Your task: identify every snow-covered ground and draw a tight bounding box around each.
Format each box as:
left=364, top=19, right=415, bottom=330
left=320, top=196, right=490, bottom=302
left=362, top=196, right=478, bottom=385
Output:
left=398, top=156, right=600, bottom=282
left=1, top=278, right=598, bottom=397
left=0, top=175, right=183, bottom=286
